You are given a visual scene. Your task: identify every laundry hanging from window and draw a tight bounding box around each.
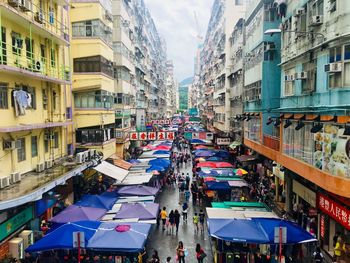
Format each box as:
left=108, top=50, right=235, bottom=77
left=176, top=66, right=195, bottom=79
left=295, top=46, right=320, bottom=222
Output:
left=13, top=90, right=31, bottom=116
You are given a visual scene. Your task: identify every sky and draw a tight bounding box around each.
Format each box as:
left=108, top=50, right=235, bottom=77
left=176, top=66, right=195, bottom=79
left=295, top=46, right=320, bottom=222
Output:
left=144, top=0, right=214, bottom=82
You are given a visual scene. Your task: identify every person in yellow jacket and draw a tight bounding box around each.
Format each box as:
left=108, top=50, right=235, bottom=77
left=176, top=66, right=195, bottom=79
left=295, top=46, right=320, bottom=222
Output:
left=334, top=237, right=346, bottom=262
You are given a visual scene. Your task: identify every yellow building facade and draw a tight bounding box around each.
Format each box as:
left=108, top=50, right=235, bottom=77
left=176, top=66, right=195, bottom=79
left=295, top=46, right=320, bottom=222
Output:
left=70, top=0, right=116, bottom=159
left=0, top=0, right=72, bottom=178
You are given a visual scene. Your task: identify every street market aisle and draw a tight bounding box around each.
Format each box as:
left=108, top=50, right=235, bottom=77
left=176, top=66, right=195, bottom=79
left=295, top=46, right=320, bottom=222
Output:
left=146, top=161, right=213, bottom=262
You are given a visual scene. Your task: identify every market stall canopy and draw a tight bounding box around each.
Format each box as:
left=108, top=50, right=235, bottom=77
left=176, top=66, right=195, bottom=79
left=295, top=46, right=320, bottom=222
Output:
left=93, top=161, right=129, bottom=182
left=153, top=150, right=170, bottom=155
left=75, top=194, right=117, bottom=210
left=153, top=145, right=171, bottom=151
left=117, top=185, right=159, bottom=196
left=146, top=165, right=165, bottom=173
left=198, top=169, right=236, bottom=177
left=208, top=218, right=317, bottom=244
left=112, top=158, right=132, bottom=170
left=128, top=159, right=141, bottom=164
left=233, top=168, right=248, bottom=176
left=236, top=155, right=258, bottom=163
left=139, top=151, right=169, bottom=159
left=114, top=195, right=155, bottom=204
left=114, top=202, right=159, bottom=220
left=117, top=173, right=153, bottom=185
left=213, top=151, right=230, bottom=158
left=197, top=162, right=233, bottom=168
left=205, top=181, right=231, bottom=191
left=148, top=158, right=171, bottom=168
left=197, top=161, right=217, bottom=168
left=26, top=221, right=100, bottom=252
left=195, top=151, right=216, bottom=157
left=211, top=201, right=270, bottom=210
left=50, top=205, right=106, bottom=224
left=228, top=180, right=249, bottom=188
left=87, top=222, right=151, bottom=252
left=206, top=208, right=278, bottom=219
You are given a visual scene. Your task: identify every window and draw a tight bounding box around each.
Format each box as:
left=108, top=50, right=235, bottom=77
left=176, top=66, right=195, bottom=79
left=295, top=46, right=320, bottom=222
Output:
left=52, top=91, right=57, bottom=110
left=264, top=4, right=276, bottom=22
left=72, top=19, right=112, bottom=45
left=74, top=90, right=114, bottom=109
left=310, top=0, right=324, bottom=16
left=76, top=129, right=111, bottom=144
left=67, top=144, right=73, bottom=155
left=54, top=132, right=59, bottom=148
left=115, top=93, right=123, bottom=104
left=264, top=51, right=274, bottom=61
left=344, top=44, right=350, bottom=86
left=42, top=88, right=48, bottom=110
left=302, top=62, right=316, bottom=93
left=329, top=0, right=336, bottom=13
left=73, top=55, right=113, bottom=77
left=11, top=32, right=22, bottom=55
left=50, top=48, right=55, bottom=67
left=17, top=138, right=26, bottom=162
left=25, top=38, right=34, bottom=59
left=284, top=68, right=295, bottom=96
left=15, top=85, right=36, bottom=109
left=115, top=118, right=122, bottom=128
left=31, top=136, right=38, bottom=157
left=44, top=137, right=49, bottom=153
left=0, top=83, right=8, bottom=109
left=40, top=44, right=45, bottom=59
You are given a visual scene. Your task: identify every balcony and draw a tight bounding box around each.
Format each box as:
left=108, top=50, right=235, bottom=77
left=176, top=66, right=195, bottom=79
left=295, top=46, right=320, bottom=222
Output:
left=0, top=0, right=69, bottom=45
left=263, top=134, right=280, bottom=151
left=0, top=44, right=70, bottom=84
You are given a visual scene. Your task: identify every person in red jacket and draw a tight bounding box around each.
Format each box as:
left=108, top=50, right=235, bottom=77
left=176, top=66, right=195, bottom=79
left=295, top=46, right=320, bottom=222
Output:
left=195, top=243, right=207, bottom=263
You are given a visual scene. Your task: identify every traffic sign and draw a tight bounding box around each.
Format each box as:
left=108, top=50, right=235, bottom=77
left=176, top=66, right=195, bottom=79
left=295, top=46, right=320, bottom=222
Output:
left=274, top=227, right=287, bottom=243
left=73, top=231, right=85, bottom=248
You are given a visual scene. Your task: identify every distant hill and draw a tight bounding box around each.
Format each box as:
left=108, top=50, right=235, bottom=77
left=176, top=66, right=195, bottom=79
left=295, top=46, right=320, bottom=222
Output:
left=179, top=76, right=193, bottom=87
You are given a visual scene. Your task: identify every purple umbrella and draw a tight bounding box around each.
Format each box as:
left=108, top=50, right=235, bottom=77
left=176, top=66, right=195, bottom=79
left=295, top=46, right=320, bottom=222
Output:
left=114, top=203, right=159, bottom=220
left=117, top=185, right=159, bottom=196
left=50, top=205, right=106, bottom=223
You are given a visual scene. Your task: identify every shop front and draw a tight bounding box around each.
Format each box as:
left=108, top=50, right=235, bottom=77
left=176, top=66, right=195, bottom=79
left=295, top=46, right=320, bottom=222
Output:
left=317, top=193, right=350, bottom=259
left=272, top=163, right=286, bottom=212
left=292, top=180, right=318, bottom=236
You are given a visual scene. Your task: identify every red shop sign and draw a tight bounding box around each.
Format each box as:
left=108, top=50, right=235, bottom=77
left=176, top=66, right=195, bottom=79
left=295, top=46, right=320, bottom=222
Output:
left=320, top=215, right=325, bottom=238
left=317, top=193, right=350, bottom=230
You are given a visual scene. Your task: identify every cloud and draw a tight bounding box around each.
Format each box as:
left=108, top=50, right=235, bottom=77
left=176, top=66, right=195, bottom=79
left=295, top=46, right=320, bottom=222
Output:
left=144, top=0, right=213, bottom=82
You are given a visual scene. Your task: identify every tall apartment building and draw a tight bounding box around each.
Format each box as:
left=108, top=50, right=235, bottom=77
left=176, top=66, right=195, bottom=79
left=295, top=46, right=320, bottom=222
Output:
left=244, top=0, right=350, bottom=255
left=0, top=0, right=94, bottom=255
left=71, top=0, right=116, bottom=159
left=198, top=0, right=246, bottom=134
left=165, top=60, right=176, bottom=118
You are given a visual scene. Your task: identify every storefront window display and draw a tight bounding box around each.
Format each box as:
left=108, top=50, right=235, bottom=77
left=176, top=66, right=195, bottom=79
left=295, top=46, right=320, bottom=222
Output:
left=283, top=122, right=350, bottom=177
left=244, top=118, right=261, bottom=143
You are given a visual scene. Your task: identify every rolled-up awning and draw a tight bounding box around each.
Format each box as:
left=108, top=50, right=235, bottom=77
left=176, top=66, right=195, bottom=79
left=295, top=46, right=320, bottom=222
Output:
left=94, top=161, right=129, bottom=182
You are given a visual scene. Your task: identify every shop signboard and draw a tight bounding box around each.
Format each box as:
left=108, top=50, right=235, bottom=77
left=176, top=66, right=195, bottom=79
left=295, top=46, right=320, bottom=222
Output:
left=166, top=132, right=175, bottom=140
left=292, top=180, right=316, bottom=207
left=130, top=132, right=138, bottom=141
left=320, top=215, right=325, bottom=238
left=318, top=193, right=350, bottom=230
left=129, top=132, right=175, bottom=141
left=148, top=132, right=156, bottom=140
left=139, top=132, right=147, bottom=141
left=0, top=207, right=33, bottom=241
left=216, top=138, right=231, bottom=145
left=206, top=133, right=214, bottom=140
left=152, top=120, right=171, bottom=125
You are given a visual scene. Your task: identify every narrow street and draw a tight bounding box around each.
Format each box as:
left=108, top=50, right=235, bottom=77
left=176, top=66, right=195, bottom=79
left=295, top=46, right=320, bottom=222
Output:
left=146, top=160, right=213, bottom=262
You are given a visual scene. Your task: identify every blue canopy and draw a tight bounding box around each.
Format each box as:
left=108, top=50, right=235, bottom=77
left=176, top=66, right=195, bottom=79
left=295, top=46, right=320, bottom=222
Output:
left=153, top=150, right=170, bottom=155
left=191, top=139, right=206, bottom=144
left=195, top=151, right=215, bottom=157
left=206, top=156, right=225, bottom=162
left=146, top=165, right=165, bottom=172
left=26, top=221, right=100, bottom=252
left=148, top=158, right=170, bottom=168
left=75, top=194, right=117, bottom=210
left=214, top=151, right=230, bottom=158
left=128, top=159, right=141, bottom=164
left=208, top=218, right=317, bottom=244
left=209, top=219, right=269, bottom=243
left=87, top=222, right=151, bottom=252
left=205, top=181, right=231, bottom=191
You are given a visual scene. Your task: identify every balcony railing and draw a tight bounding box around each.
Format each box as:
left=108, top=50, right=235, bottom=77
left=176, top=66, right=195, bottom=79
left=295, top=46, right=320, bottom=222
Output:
left=263, top=134, right=280, bottom=151
left=1, top=0, right=69, bottom=43
left=0, top=43, right=70, bottom=82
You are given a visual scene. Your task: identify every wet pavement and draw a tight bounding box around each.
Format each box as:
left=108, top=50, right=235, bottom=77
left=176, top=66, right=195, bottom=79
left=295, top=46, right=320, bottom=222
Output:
left=146, top=162, right=213, bottom=262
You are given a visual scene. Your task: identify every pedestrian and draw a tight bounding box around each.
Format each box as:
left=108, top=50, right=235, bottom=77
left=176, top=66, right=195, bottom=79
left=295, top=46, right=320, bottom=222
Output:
left=169, top=210, right=175, bottom=234
left=185, top=189, right=190, bottom=203
left=195, top=243, right=207, bottom=263
left=199, top=209, right=205, bottom=234
left=165, top=256, right=172, bottom=263
left=160, top=207, right=167, bottom=231
left=185, top=173, right=190, bottom=189
left=149, top=250, right=160, bottom=263
left=312, top=247, right=324, bottom=263
left=156, top=209, right=161, bottom=227
left=193, top=213, right=199, bottom=234
left=182, top=202, right=188, bottom=222
left=174, top=209, right=181, bottom=233
left=176, top=241, right=186, bottom=263
left=334, top=236, right=346, bottom=262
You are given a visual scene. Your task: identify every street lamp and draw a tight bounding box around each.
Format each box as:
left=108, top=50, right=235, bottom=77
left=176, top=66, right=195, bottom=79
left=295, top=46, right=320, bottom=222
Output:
left=264, top=28, right=326, bottom=41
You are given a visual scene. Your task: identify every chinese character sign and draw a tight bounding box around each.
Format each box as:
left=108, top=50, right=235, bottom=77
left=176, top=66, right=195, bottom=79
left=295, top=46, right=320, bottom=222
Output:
left=130, top=132, right=138, bottom=141
left=317, top=193, right=350, bottom=230
left=129, top=132, right=175, bottom=141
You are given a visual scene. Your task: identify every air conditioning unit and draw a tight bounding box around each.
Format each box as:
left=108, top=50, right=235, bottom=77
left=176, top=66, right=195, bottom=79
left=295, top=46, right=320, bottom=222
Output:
left=294, top=8, right=305, bottom=16
left=8, top=238, right=24, bottom=260
left=8, top=0, right=20, bottom=7
left=325, top=62, right=342, bottom=73
left=310, top=15, right=323, bottom=26
left=19, top=230, right=33, bottom=249
left=20, top=0, right=31, bottom=12
left=76, top=152, right=86, bottom=164
left=295, top=71, right=308, bottom=79
left=3, top=140, right=21, bottom=150
left=0, top=176, right=10, bottom=189
left=10, top=172, right=21, bottom=183
left=33, top=60, right=42, bottom=72
left=89, top=149, right=97, bottom=158
left=45, top=159, right=53, bottom=169
left=105, top=11, right=113, bottom=22
left=36, top=163, right=45, bottom=173
left=34, top=11, right=43, bottom=23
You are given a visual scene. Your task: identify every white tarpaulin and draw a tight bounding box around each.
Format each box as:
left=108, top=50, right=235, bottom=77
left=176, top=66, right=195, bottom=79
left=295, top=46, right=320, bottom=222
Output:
left=93, top=161, right=128, bottom=182
left=114, top=196, right=155, bottom=204
left=118, top=173, right=153, bottom=185
left=206, top=208, right=278, bottom=219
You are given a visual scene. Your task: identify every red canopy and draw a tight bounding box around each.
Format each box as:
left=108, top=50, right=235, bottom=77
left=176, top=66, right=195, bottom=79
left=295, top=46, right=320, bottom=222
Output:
left=195, top=145, right=209, bottom=149
left=215, top=162, right=234, bottom=168
left=197, top=162, right=217, bottom=168
left=154, top=145, right=171, bottom=150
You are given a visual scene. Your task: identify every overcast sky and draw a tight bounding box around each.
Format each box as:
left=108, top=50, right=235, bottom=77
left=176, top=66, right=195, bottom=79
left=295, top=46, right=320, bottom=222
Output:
left=144, top=0, right=214, bottom=82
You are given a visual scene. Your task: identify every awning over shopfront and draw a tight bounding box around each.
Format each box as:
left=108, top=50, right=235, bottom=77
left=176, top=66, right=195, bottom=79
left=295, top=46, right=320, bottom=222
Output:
left=206, top=208, right=278, bottom=219
left=117, top=173, right=154, bottom=185
left=208, top=218, right=317, bottom=244
left=94, top=161, right=129, bottom=182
